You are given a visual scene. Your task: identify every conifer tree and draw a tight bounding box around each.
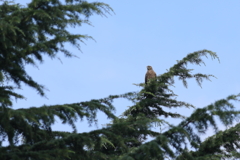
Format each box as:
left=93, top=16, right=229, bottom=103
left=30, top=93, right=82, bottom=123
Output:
left=0, top=0, right=240, bottom=160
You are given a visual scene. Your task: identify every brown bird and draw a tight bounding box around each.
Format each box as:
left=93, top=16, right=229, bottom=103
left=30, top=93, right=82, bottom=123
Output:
left=145, top=66, right=157, bottom=84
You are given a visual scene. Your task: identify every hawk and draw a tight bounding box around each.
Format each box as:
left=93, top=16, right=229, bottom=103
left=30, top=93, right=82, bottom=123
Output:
left=145, top=66, right=157, bottom=84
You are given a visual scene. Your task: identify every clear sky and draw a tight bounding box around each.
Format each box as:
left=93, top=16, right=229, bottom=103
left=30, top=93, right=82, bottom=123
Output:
left=12, top=0, right=240, bottom=140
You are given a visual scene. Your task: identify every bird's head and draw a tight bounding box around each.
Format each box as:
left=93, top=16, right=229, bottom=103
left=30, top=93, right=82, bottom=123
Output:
left=147, top=66, right=153, bottom=70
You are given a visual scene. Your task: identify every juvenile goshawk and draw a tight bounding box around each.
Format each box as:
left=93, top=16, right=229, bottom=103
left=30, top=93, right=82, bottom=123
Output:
left=145, top=66, right=156, bottom=84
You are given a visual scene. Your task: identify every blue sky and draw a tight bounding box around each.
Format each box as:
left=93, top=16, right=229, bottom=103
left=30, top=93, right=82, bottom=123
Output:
left=12, top=0, right=240, bottom=140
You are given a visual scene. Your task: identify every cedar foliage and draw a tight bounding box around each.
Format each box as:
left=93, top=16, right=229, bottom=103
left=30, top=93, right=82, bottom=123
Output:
left=0, top=0, right=240, bottom=160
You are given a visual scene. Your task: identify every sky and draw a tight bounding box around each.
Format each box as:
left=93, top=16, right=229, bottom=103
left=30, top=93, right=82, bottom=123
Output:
left=11, top=0, right=240, bottom=142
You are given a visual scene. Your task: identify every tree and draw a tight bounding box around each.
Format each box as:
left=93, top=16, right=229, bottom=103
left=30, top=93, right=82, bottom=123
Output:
left=0, top=0, right=240, bottom=160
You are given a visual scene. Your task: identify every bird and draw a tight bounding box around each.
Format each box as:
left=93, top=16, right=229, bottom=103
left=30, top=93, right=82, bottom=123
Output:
left=145, top=66, right=157, bottom=84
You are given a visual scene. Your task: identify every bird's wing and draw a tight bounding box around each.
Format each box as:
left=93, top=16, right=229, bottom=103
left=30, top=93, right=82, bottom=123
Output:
left=145, top=73, right=148, bottom=84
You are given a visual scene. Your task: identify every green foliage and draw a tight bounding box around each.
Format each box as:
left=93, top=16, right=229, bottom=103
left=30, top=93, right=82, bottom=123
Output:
left=0, top=0, right=240, bottom=160
left=0, top=0, right=112, bottom=108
